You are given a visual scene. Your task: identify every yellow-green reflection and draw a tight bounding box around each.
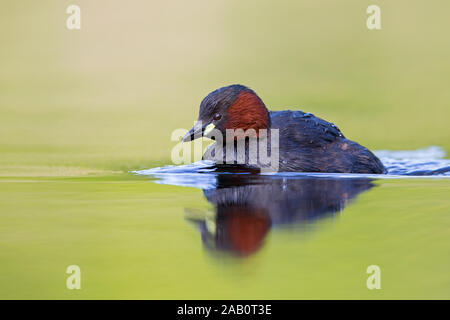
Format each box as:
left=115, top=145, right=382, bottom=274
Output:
left=0, top=176, right=449, bottom=299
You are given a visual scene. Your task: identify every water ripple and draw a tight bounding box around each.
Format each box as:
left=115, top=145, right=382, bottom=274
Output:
left=133, top=146, right=450, bottom=189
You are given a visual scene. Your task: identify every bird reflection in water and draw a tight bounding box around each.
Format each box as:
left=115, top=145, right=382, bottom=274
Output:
left=185, top=175, right=374, bottom=257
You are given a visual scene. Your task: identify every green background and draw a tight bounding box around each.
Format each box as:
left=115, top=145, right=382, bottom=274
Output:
left=1, top=0, right=449, bottom=176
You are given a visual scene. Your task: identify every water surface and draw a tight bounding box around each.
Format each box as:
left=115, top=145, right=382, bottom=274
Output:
left=1, top=147, right=449, bottom=299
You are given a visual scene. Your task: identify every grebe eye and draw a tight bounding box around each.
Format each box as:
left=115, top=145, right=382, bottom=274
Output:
left=213, top=113, right=222, bottom=121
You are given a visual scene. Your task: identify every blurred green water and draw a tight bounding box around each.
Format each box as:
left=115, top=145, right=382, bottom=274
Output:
left=1, top=1, right=450, bottom=299
left=0, top=176, right=449, bottom=299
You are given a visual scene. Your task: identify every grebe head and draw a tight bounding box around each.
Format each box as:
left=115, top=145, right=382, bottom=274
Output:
left=182, top=84, right=270, bottom=142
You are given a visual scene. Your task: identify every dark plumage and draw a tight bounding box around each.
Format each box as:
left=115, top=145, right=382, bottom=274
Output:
left=267, top=110, right=385, bottom=173
left=183, top=84, right=386, bottom=174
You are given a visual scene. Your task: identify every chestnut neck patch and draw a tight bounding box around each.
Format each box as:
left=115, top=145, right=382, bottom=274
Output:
left=225, top=91, right=270, bottom=134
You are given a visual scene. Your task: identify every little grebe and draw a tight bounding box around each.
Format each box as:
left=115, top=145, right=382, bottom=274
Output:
left=182, top=84, right=386, bottom=174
